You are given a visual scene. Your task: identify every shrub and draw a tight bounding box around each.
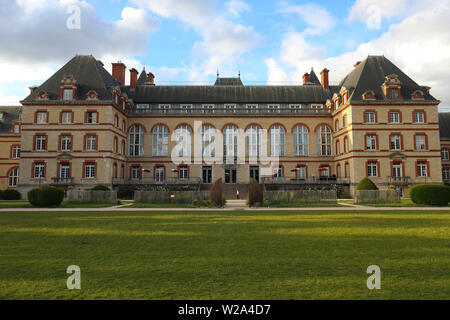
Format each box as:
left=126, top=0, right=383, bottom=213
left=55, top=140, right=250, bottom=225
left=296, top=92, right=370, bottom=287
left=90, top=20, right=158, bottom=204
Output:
left=2, top=189, right=21, bottom=200
left=28, top=187, right=64, bottom=207
left=117, top=187, right=136, bottom=200
left=410, top=184, right=450, bottom=206
left=356, top=177, right=378, bottom=190
left=248, top=178, right=263, bottom=207
left=91, top=185, right=110, bottom=191
left=210, top=178, right=223, bottom=206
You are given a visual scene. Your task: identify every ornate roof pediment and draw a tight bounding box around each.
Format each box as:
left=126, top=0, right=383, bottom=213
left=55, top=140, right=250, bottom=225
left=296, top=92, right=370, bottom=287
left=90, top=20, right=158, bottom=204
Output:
left=56, top=152, right=73, bottom=160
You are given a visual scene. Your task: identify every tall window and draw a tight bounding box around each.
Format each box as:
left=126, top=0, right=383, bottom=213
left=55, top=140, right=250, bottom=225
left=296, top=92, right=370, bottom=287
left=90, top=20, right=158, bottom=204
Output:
left=179, top=166, right=189, bottom=179
left=389, top=111, right=400, bottom=124
left=86, top=111, right=97, bottom=124
left=335, top=119, right=339, bottom=131
left=343, top=116, right=348, bottom=127
left=414, top=111, right=425, bottom=123
left=113, top=137, right=118, bottom=153
left=392, top=162, right=402, bottom=177
left=296, top=166, right=306, bottom=180
left=152, top=125, right=169, bottom=156
left=63, top=89, right=73, bottom=100
left=317, top=125, right=332, bottom=156
left=12, top=146, right=20, bottom=159
left=415, top=135, right=426, bottom=150
left=388, top=88, right=399, bottom=100
left=131, top=167, right=141, bottom=180
left=114, top=115, right=119, bottom=127
left=442, top=149, right=449, bottom=161
left=270, top=125, right=285, bottom=156
left=121, top=140, right=125, bottom=155
left=201, top=125, right=215, bottom=157
left=61, top=112, right=72, bottom=124
left=344, top=137, right=349, bottom=153
left=8, top=168, right=19, bottom=187
left=417, top=162, right=427, bottom=177
left=366, top=135, right=377, bottom=150
left=390, top=135, right=401, bottom=150
left=35, top=135, right=46, bottom=151
left=85, top=135, right=97, bottom=151
left=223, top=125, right=238, bottom=157
left=273, top=166, right=283, bottom=179
left=34, top=163, right=45, bottom=178
left=335, top=141, right=340, bottom=155
left=84, top=163, right=96, bottom=179
left=155, top=167, right=165, bottom=182
left=60, top=135, right=71, bottom=151
left=175, top=125, right=192, bottom=157
left=293, top=125, right=308, bottom=156
left=365, top=111, right=375, bottom=123
left=443, top=168, right=450, bottom=181
left=368, top=162, right=378, bottom=177
left=36, top=112, right=47, bottom=124
left=246, top=125, right=261, bottom=157
left=129, top=125, right=144, bottom=156
left=60, top=164, right=70, bottom=178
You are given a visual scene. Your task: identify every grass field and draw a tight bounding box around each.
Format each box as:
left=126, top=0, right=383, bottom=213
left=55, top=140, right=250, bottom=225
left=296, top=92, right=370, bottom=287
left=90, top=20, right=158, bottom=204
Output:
left=0, top=209, right=449, bottom=300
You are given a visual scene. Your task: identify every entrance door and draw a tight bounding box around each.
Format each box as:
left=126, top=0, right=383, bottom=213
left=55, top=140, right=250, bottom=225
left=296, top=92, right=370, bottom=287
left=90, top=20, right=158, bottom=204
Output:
left=392, top=163, right=402, bottom=177
left=155, top=167, right=165, bottom=183
left=225, top=167, right=237, bottom=184
left=249, top=166, right=259, bottom=182
left=202, top=166, right=212, bottom=184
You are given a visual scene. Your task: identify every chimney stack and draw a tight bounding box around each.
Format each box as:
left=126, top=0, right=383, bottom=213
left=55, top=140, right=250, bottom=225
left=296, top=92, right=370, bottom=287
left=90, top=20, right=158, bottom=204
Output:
left=320, top=68, right=329, bottom=89
left=112, top=61, right=126, bottom=85
left=302, top=73, right=310, bottom=85
left=130, top=68, right=139, bottom=88
left=147, top=72, right=155, bottom=84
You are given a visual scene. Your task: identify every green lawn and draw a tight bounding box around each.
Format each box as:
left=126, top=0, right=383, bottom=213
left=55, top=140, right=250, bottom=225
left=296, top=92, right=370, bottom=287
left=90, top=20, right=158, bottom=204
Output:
left=360, top=199, right=438, bottom=207
left=0, top=201, right=117, bottom=209
left=0, top=210, right=449, bottom=299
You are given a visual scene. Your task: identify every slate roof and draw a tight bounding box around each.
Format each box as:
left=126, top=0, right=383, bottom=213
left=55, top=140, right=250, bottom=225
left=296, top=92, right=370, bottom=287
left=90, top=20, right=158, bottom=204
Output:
left=439, top=112, right=450, bottom=139
left=340, top=55, right=439, bottom=103
left=136, top=68, right=148, bottom=85
left=131, top=85, right=335, bottom=104
left=22, top=55, right=120, bottom=103
left=214, top=77, right=244, bottom=86
left=0, top=106, right=21, bottom=133
left=308, top=69, right=321, bottom=85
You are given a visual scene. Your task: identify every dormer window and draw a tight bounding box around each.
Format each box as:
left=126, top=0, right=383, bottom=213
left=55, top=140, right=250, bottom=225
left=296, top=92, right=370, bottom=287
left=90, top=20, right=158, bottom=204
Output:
left=63, top=89, right=73, bottom=101
left=362, top=90, right=376, bottom=100
left=411, top=90, right=425, bottom=100
left=383, top=74, right=402, bottom=100
left=86, top=90, right=99, bottom=100
left=388, top=88, right=399, bottom=100
left=60, top=75, right=77, bottom=100
left=37, top=90, right=49, bottom=100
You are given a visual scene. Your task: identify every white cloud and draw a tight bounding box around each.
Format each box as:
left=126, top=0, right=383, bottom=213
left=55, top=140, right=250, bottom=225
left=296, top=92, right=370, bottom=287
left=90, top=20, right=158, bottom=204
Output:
left=225, top=0, right=251, bottom=18
left=268, top=0, right=450, bottom=110
left=279, top=2, right=336, bottom=35
left=348, top=0, right=410, bottom=22
left=133, top=0, right=259, bottom=80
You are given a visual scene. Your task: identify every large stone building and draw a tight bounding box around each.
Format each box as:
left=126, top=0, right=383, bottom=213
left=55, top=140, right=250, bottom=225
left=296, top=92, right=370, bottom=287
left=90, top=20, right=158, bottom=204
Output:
left=1, top=54, right=449, bottom=198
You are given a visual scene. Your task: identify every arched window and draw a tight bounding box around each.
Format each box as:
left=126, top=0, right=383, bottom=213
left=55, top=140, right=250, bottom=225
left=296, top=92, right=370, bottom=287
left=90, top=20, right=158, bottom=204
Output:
left=293, top=125, right=308, bottom=156
left=152, top=125, right=169, bottom=156
left=246, top=125, right=261, bottom=157
left=223, top=125, right=238, bottom=157
left=317, top=125, right=332, bottom=156
left=129, top=125, right=144, bottom=156
left=175, top=125, right=192, bottom=157
left=201, top=125, right=215, bottom=157
left=270, top=125, right=285, bottom=156
left=8, top=168, right=19, bottom=187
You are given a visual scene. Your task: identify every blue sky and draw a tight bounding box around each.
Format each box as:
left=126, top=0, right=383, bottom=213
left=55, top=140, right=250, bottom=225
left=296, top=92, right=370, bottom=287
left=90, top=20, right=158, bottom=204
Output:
left=0, top=0, right=449, bottom=110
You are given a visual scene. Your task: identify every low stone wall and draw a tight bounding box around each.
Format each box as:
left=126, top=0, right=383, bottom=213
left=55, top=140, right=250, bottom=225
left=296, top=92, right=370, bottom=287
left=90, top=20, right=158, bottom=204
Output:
left=65, top=190, right=117, bottom=204
left=134, top=191, right=210, bottom=204
left=264, top=190, right=337, bottom=204
left=355, top=190, right=401, bottom=204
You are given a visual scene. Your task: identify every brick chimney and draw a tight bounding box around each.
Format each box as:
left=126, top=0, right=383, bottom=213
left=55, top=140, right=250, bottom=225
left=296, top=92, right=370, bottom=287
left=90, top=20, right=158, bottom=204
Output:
left=147, top=72, right=155, bottom=84
left=302, top=73, right=310, bottom=85
left=130, top=68, right=139, bottom=88
left=321, top=68, right=329, bottom=89
left=112, top=62, right=126, bottom=85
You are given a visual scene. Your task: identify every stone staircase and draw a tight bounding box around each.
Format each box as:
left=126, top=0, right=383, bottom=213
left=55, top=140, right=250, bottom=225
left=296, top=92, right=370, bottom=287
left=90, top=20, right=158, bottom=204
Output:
left=225, top=199, right=247, bottom=209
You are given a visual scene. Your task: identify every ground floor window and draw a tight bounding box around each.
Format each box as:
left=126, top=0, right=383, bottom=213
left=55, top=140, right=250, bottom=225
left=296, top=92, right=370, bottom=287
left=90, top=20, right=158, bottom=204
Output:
left=8, top=168, right=19, bottom=187
left=84, top=164, right=96, bottom=179
left=60, top=164, right=70, bottom=178
left=249, top=166, right=259, bottom=182
left=225, top=167, right=237, bottom=184
left=273, top=166, right=283, bottom=179
left=155, top=167, right=165, bottom=182
left=131, top=167, right=141, bottom=180
left=368, top=162, right=378, bottom=177
left=417, top=162, right=427, bottom=177
left=443, top=168, right=450, bottom=181
left=202, top=166, right=212, bottom=184
left=296, top=166, right=306, bottom=180
left=34, top=163, right=45, bottom=179
left=179, top=166, right=189, bottom=179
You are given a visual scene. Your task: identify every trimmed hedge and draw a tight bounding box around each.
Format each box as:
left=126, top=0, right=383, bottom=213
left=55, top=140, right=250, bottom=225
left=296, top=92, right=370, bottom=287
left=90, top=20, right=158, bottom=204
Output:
left=356, top=177, right=378, bottom=191
left=248, top=178, right=263, bottom=207
left=91, top=185, right=110, bottom=191
left=28, top=187, right=64, bottom=207
left=210, top=178, right=223, bottom=206
left=410, top=184, right=450, bottom=206
left=2, top=189, right=21, bottom=200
